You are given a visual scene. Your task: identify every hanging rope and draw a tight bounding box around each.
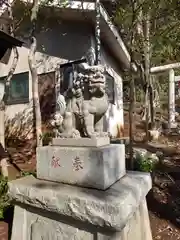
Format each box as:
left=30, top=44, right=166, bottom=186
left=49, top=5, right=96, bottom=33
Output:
left=95, top=0, right=101, bottom=65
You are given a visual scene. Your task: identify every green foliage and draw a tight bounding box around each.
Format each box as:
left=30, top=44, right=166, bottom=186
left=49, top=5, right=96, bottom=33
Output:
left=113, top=0, right=180, bottom=97
left=0, top=172, right=37, bottom=219
left=134, top=153, right=158, bottom=172
left=20, top=171, right=36, bottom=177
left=0, top=172, right=37, bottom=220
left=114, top=0, right=180, bottom=65
left=40, top=131, right=55, bottom=146
left=0, top=176, right=10, bottom=219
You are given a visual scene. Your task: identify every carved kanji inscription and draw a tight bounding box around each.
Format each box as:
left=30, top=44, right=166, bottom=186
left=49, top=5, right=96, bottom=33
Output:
left=73, top=156, right=83, bottom=171
left=51, top=155, right=61, bottom=168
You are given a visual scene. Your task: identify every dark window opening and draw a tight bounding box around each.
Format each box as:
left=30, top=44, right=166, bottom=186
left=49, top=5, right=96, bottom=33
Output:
left=0, top=71, right=29, bottom=105
left=38, top=71, right=56, bottom=123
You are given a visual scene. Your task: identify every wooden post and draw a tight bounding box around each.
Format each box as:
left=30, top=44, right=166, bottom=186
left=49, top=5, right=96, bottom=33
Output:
left=129, top=74, right=135, bottom=169
left=54, top=66, right=61, bottom=137
left=144, top=14, right=151, bottom=141
left=168, top=69, right=175, bottom=128
left=149, top=75, right=154, bottom=126
left=55, top=65, right=61, bottom=110
left=0, top=109, right=5, bottom=148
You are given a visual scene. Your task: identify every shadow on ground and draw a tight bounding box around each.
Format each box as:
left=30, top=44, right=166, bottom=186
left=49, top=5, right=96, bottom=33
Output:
left=147, top=159, right=180, bottom=230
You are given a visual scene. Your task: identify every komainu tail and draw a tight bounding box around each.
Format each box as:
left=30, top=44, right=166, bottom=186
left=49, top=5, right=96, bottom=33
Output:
left=56, top=94, right=66, bottom=115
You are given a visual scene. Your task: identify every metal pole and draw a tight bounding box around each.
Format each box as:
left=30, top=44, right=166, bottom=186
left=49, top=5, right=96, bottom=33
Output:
left=168, top=69, right=175, bottom=128
left=95, top=0, right=101, bottom=65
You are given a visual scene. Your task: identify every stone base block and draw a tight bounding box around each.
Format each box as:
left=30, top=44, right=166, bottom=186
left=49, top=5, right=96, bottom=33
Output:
left=36, top=144, right=125, bottom=190
left=9, top=172, right=153, bottom=240
left=52, top=137, right=110, bottom=147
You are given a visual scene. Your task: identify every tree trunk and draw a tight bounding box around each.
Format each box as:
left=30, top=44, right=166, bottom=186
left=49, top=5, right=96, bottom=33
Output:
left=28, top=37, right=42, bottom=147
left=128, top=1, right=136, bottom=170
left=0, top=3, right=19, bottom=177
left=28, top=0, right=42, bottom=147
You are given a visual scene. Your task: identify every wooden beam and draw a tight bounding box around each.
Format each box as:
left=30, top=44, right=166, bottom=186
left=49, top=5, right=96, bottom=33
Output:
left=150, top=62, right=180, bottom=74
left=174, top=76, right=180, bottom=82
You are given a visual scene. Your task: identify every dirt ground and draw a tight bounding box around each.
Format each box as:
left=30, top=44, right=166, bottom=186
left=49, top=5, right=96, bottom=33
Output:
left=147, top=155, right=180, bottom=240
left=2, top=110, right=180, bottom=239
left=124, top=108, right=180, bottom=240
left=0, top=222, right=8, bottom=240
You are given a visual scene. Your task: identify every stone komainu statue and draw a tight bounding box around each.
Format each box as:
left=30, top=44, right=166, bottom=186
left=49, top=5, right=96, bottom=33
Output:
left=51, top=65, right=109, bottom=138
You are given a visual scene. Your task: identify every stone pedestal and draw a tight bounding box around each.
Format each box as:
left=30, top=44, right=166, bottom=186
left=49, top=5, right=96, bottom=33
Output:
left=52, top=137, right=110, bottom=147
left=37, top=144, right=125, bottom=190
left=9, top=172, right=153, bottom=240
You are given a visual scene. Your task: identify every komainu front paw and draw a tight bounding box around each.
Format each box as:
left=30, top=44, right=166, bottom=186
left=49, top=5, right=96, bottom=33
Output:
left=98, top=132, right=109, bottom=137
